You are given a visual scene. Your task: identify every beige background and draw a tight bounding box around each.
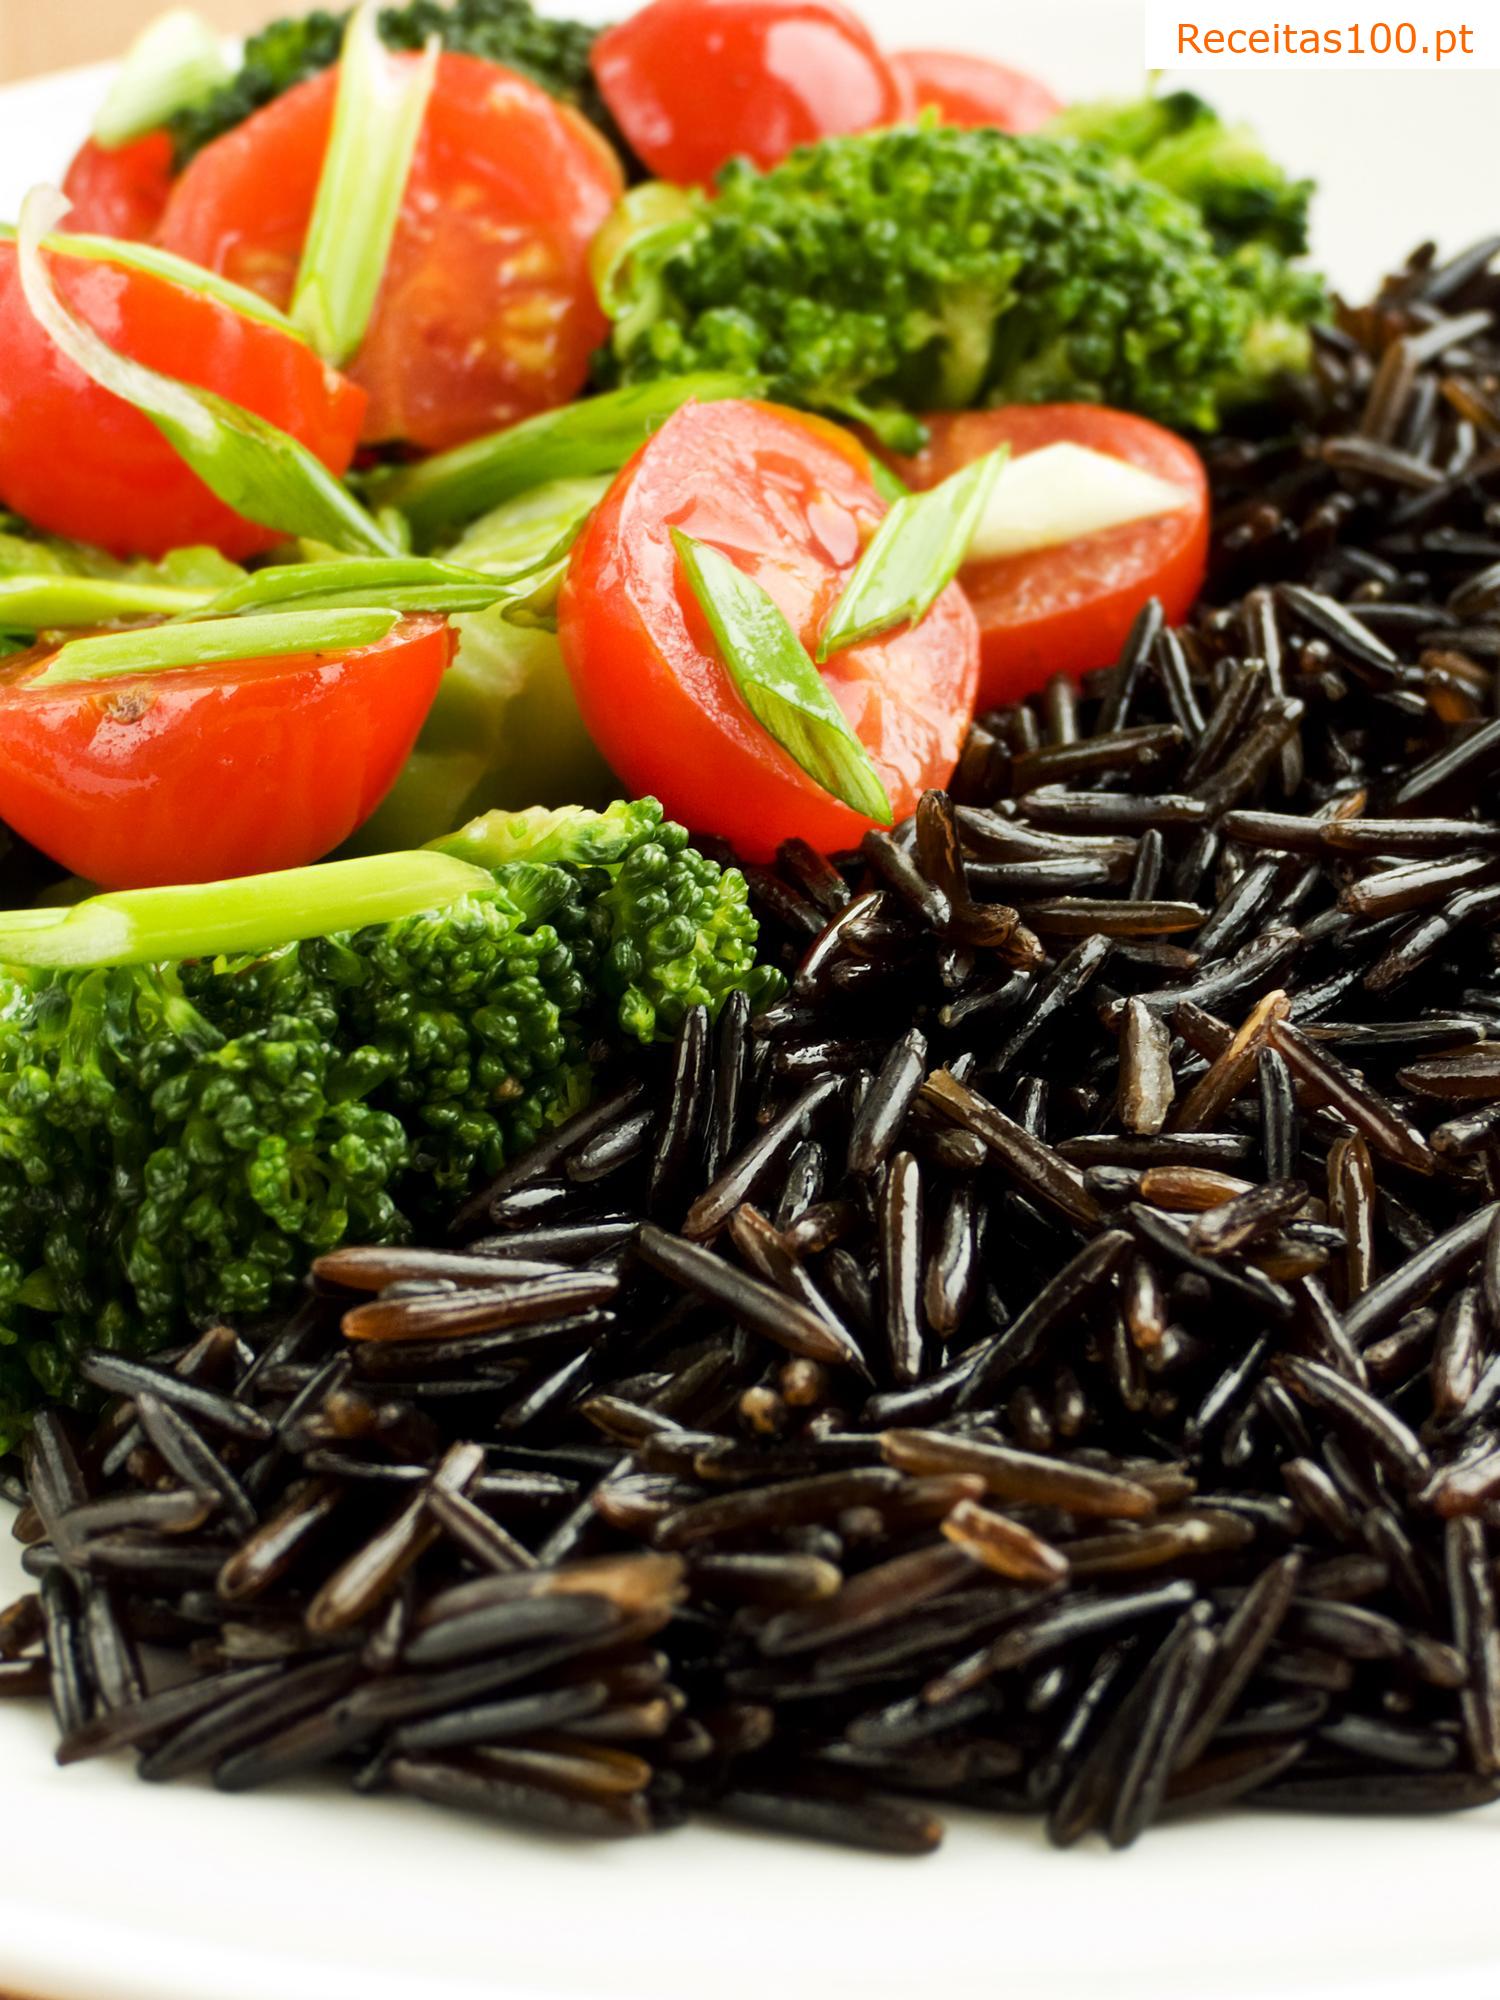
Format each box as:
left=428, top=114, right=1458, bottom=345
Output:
left=0, top=0, right=285, bottom=82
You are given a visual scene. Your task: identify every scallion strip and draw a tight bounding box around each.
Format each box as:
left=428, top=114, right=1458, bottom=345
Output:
left=817, top=446, right=1008, bottom=661
left=34, top=608, right=399, bottom=687
left=0, top=573, right=216, bottom=632
left=191, top=556, right=537, bottom=620
left=290, top=3, right=438, bottom=367
left=365, top=375, right=759, bottom=548
left=0, top=224, right=302, bottom=337
left=18, top=186, right=396, bottom=557
left=672, top=529, right=891, bottom=825
left=92, top=8, right=232, bottom=150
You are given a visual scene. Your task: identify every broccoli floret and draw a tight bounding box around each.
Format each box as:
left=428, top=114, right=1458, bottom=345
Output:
left=168, top=0, right=609, bottom=163
left=598, top=124, right=1325, bottom=450
left=1048, top=91, right=1314, bottom=259
left=0, top=802, right=778, bottom=1445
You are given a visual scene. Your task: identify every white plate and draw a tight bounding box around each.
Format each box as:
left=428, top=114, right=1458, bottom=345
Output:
left=1, top=9, right=1499, bottom=1999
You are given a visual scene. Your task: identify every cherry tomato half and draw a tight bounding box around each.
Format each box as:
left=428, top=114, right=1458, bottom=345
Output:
left=0, top=614, right=454, bottom=888
left=887, top=406, right=1209, bottom=706
left=591, top=0, right=906, bottom=184
left=558, top=398, right=979, bottom=860
left=0, top=241, right=366, bottom=562
left=888, top=50, right=1062, bottom=133
left=158, top=54, right=623, bottom=454
left=61, top=131, right=176, bottom=241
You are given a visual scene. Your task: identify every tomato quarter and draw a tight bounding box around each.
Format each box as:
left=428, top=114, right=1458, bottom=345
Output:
left=888, top=50, right=1062, bottom=133
left=0, top=615, right=454, bottom=889
left=888, top=406, right=1209, bottom=706
left=61, top=131, right=176, bottom=242
left=158, top=53, right=623, bottom=454
left=0, top=240, right=365, bottom=562
left=591, top=0, right=906, bottom=184
left=558, top=398, right=979, bottom=860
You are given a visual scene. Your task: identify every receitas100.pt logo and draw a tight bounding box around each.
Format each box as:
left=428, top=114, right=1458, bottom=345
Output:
left=1144, top=2, right=1493, bottom=65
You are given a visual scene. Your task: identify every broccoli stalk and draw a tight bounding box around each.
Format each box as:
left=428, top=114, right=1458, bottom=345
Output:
left=0, top=800, right=778, bottom=1445
left=597, top=125, right=1326, bottom=450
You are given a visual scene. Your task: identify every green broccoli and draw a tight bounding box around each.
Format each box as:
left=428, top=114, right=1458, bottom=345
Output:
left=168, top=0, right=610, bottom=163
left=0, top=801, right=778, bottom=1446
left=1048, top=91, right=1314, bottom=259
left=596, top=124, right=1326, bottom=451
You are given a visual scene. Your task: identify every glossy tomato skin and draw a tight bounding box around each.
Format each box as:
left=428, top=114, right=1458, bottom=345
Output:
left=889, top=50, right=1061, bottom=132
left=591, top=0, right=906, bottom=183
left=0, top=244, right=366, bottom=561
left=559, top=398, right=979, bottom=860
left=158, top=54, right=623, bottom=453
left=888, top=406, right=1209, bottom=705
left=62, top=132, right=176, bottom=241
left=0, top=615, right=454, bottom=889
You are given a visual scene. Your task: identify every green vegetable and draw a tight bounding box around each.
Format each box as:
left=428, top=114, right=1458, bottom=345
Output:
left=92, top=8, right=232, bottom=149
left=365, top=375, right=758, bottom=549
left=1048, top=90, right=1314, bottom=258
left=347, top=481, right=616, bottom=851
left=817, top=448, right=1006, bottom=660
left=290, top=2, right=438, bottom=366
left=35, top=608, right=400, bottom=687
left=0, top=533, right=243, bottom=635
left=0, top=223, right=301, bottom=336
left=672, top=529, right=892, bottom=826
left=192, top=554, right=541, bottom=619
left=18, top=188, right=396, bottom=558
left=598, top=124, right=1326, bottom=451
left=0, top=800, right=778, bottom=1445
left=168, top=0, right=611, bottom=165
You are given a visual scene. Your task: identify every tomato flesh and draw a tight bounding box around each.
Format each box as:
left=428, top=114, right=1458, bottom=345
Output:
left=559, top=398, right=979, bottom=860
left=158, top=54, right=623, bottom=453
left=888, top=407, right=1209, bottom=706
left=889, top=50, right=1062, bottom=132
left=591, top=0, right=906, bottom=183
left=62, top=132, right=176, bottom=241
left=0, top=243, right=365, bottom=562
left=0, top=615, right=454, bottom=888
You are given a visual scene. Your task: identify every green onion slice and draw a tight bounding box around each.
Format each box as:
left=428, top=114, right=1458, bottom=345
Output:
left=366, top=375, right=759, bottom=548
left=0, top=573, right=217, bottom=631
left=0, top=223, right=303, bottom=337
left=672, top=529, right=892, bottom=826
left=290, top=3, right=438, bottom=367
left=817, top=446, right=1008, bottom=661
left=33, top=608, right=400, bottom=687
left=191, top=556, right=540, bottom=620
left=17, top=186, right=395, bottom=558
left=92, top=8, right=232, bottom=150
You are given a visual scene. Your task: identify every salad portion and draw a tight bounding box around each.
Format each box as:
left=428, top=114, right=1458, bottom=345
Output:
left=0, top=0, right=1323, bottom=1428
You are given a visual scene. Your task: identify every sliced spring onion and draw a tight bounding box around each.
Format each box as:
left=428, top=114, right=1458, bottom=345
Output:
left=365, top=375, right=759, bottom=549
left=817, top=446, right=1007, bottom=661
left=18, top=187, right=396, bottom=557
left=92, top=8, right=232, bottom=150
left=867, top=455, right=912, bottom=506
left=0, top=224, right=303, bottom=337
left=190, top=556, right=537, bottom=620
left=0, top=851, right=495, bottom=968
left=0, top=573, right=218, bottom=631
left=672, top=529, right=892, bottom=826
left=290, top=4, right=438, bottom=367
left=34, top=608, right=400, bottom=687
left=590, top=181, right=701, bottom=326
left=966, top=441, right=1193, bottom=562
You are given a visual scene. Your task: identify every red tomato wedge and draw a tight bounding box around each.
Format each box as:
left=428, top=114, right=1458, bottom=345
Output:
left=559, top=398, right=979, bottom=860
left=0, top=615, right=455, bottom=889
left=158, top=53, right=623, bottom=453
left=887, top=407, right=1209, bottom=706
left=591, top=0, right=906, bottom=184
left=0, top=241, right=365, bottom=562
left=889, top=50, right=1062, bottom=133
left=61, top=132, right=176, bottom=242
